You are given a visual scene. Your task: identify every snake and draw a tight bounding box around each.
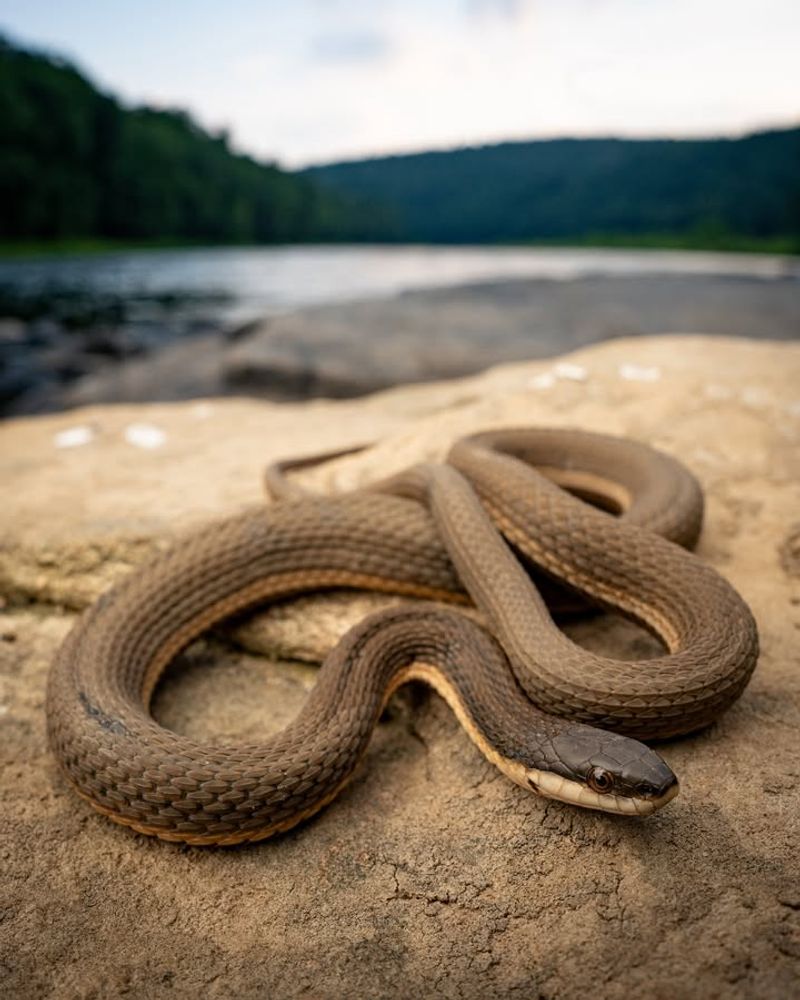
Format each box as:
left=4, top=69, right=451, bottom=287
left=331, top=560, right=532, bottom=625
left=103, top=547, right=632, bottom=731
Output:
left=46, top=428, right=759, bottom=845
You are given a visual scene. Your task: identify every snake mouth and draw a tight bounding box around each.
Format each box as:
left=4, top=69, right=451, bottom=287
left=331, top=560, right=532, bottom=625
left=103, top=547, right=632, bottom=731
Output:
left=526, top=768, right=680, bottom=816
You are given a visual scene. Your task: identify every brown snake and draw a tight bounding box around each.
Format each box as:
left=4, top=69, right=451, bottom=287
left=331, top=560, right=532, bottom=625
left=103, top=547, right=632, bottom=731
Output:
left=46, top=429, right=759, bottom=844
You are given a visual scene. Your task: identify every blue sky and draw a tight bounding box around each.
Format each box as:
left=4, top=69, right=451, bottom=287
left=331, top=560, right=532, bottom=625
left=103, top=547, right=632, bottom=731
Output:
left=1, top=0, right=798, bottom=167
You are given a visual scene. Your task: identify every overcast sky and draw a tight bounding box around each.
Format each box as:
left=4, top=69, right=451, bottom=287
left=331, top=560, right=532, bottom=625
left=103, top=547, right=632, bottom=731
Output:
left=1, top=0, right=798, bottom=168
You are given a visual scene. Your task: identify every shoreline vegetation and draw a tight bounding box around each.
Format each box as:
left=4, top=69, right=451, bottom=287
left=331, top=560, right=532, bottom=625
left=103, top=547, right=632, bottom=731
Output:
left=2, top=35, right=798, bottom=255
left=0, top=232, right=799, bottom=261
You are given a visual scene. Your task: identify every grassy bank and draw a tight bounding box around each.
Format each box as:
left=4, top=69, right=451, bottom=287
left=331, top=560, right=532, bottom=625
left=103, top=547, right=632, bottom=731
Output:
left=524, top=233, right=800, bottom=255
left=0, top=237, right=224, bottom=260
left=1, top=234, right=798, bottom=261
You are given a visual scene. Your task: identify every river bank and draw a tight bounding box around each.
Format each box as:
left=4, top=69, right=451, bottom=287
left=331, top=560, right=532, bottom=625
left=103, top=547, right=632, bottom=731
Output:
left=2, top=267, right=798, bottom=416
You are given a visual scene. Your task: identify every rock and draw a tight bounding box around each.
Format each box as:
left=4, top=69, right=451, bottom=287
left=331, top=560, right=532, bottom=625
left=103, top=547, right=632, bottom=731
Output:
left=0, top=320, right=45, bottom=404
left=82, top=324, right=144, bottom=358
left=0, top=317, right=26, bottom=343
left=1, top=334, right=799, bottom=999
left=223, top=273, right=800, bottom=400
left=0, top=319, right=83, bottom=410
left=38, top=344, right=101, bottom=382
left=26, top=316, right=67, bottom=347
left=0, top=350, right=43, bottom=405
left=8, top=270, right=798, bottom=416
left=58, top=332, right=228, bottom=411
left=225, top=336, right=389, bottom=399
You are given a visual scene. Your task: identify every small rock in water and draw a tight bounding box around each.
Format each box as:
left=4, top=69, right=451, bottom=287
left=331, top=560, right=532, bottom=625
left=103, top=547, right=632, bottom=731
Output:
left=553, top=362, right=589, bottom=382
left=53, top=425, right=95, bottom=449
left=27, top=317, right=66, bottom=346
left=618, top=363, right=662, bottom=382
left=0, top=319, right=26, bottom=344
left=124, top=423, right=167, bottom=449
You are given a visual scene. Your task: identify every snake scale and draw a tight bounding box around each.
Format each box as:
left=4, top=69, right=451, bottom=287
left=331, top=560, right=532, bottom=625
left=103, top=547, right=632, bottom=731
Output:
left=46, top=429, right=759, bottom=844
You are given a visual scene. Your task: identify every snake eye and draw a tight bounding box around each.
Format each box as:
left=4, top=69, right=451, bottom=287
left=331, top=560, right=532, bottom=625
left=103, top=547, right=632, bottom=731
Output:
left=587, top=767, right=614, bottom=794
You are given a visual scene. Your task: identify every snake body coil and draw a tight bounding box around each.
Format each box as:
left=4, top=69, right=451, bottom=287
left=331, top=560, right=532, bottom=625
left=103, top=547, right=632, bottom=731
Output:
left=46, top=429, right=759, bottom=844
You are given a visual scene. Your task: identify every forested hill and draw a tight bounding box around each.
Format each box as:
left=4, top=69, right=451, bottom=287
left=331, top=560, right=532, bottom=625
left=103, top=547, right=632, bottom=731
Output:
left=0, top=36, right=354, bottom=243
left=2, top=34, right=798, bottom=251
left=305, top=129, right=800, bottom=250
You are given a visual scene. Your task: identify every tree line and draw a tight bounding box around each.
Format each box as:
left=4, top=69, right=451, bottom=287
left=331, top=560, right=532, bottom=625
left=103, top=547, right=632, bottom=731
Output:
left=306, top=129, right=800, bottom=250
left=1, top=34, right=798, bottom=250
left=0, top=35, right=359, bottom=243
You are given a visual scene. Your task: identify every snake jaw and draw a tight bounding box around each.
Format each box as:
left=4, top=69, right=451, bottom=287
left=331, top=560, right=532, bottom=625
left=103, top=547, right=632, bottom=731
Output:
left=637, top=773, right=680, bottom=813
left=524, top=767, right=680, bottom=815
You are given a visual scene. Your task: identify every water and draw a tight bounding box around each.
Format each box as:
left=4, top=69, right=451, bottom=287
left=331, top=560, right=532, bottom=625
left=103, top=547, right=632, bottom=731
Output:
left=1, top=244, right=797, bottom=327
left=2, top=243, right=797, bottom=416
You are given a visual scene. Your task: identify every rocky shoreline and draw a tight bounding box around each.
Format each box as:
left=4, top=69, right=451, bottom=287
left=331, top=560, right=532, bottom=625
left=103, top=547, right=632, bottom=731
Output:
left=2, top=271, right=798, bottom=416
left=0, top=284, right=229, bottom=415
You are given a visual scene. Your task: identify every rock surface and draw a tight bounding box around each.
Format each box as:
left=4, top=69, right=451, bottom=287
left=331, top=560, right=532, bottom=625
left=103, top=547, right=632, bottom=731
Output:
left=9, top=271, right=799, bottom=414
left=0, top=285, right=229, bottom=416
left=1, top=334, right=799, bottom=999
left=225, top=273, right=800, bottom=400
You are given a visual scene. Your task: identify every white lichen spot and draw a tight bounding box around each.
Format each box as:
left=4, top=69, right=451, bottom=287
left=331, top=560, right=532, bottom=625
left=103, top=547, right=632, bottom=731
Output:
left=191, top=402, right=214, bottom=420
left=124, top=423, right=167, bottom=450
left=53, top=425, right=95, bottom=449
left=618, top=363, right=661, bottom=383
left=553, top=362, right=588, bottom=382
left=527, top=372, right=556, bottom=390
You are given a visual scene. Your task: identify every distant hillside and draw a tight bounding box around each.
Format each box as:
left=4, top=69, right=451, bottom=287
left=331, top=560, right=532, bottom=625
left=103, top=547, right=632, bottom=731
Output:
left=305, top=129, right=800, bottom=250
left=2, top=34, right=798, bottom=252
left=0, top=35, right=352, bottom=244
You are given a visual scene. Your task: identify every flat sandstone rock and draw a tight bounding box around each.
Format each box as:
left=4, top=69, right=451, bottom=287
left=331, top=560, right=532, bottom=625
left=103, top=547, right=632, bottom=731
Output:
left=1, top=334, right=799, bottom=998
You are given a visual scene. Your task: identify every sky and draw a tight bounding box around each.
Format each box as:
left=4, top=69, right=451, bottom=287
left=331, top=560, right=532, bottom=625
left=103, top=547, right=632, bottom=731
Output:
left=1, top=0, right=798, bottom=168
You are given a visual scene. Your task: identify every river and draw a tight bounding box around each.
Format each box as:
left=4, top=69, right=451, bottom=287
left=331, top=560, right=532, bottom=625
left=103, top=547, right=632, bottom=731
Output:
left=1, top=244, right=798, bottom=327
left=1, top=244, right=798, bottom=416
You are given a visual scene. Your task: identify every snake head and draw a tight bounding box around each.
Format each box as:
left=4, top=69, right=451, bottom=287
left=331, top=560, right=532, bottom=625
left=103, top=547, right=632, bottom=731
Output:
left=523, top=726, right=679, bottom=816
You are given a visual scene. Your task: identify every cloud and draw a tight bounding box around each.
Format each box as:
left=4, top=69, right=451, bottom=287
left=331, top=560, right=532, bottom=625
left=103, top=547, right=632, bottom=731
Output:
left=463, top=0, right=528, bottom=21
left=311, top=30, right=393, bottom=64
left=0, top=0, right=797, bottom=167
